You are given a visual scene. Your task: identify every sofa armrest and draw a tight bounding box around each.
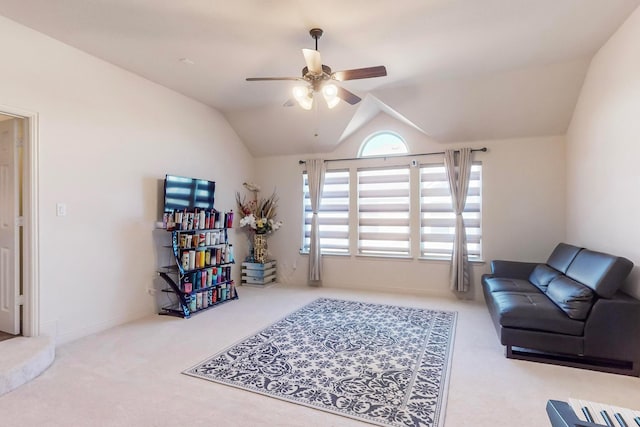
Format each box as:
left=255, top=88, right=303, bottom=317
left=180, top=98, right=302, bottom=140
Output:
left=583, top=292, right=640, bottom=362
left=490, top=260, right=539, bottom=279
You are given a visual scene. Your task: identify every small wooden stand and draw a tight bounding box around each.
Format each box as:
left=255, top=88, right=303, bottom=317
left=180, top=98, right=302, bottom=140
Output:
left=242, top=261, right=277, bottom=287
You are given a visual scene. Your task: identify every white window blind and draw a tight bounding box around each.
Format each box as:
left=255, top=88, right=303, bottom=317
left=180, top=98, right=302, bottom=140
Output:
left=302, top=170, right=350, bottom=254
left=420, top=163, right=482, bottom=259
left=357, top=167, right=411, bottom=256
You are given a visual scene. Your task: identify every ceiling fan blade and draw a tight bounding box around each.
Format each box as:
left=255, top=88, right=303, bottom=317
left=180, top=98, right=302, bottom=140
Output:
left=336, top=86, right=362, bottom=105
left=302, top=48, right=323, bottom=76
left=283, top=99, right=296, bottom=107
left=246, top=77, right=304, bottom=81
left=332, top=66, right=387, bottom=81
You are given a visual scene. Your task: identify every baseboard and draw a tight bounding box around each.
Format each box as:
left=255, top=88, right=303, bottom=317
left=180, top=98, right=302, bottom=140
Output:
left=55, top=311, right=154, bottom=345
left=321, top=282, right=458, bottom=299
left=38, top=319, right=58, bottom=341
left=241, top=281, right=278, bottom=289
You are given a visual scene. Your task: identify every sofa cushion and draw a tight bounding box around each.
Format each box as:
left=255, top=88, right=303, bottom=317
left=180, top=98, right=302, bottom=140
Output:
left=546, top=243, right=582, bottom=273
left=491, top=291, right=585, bottom=336
left=546, top=276, right=594, bottom=320
left=565, top=249, right=634, bottom=298
left=483, top=277, right=540, bottom=293
left=529, top=264, right=561, bottom=292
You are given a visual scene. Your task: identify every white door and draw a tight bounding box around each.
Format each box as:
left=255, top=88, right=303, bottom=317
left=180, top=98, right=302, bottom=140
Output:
left=0, top=118, right=20, bottom=334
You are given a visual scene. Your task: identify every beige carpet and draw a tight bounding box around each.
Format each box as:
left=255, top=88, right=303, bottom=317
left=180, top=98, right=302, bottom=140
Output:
left=0, top=285, right=638, bottom=426
left=0, top=335, right=55, bottom=397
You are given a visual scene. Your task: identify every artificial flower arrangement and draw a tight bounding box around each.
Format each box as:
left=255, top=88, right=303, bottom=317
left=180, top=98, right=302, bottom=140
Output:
left=235, top=182, right=283, bottom=235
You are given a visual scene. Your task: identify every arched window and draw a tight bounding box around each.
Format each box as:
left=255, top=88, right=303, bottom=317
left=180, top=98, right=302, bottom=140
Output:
left=358, top=132, right=408, bottom=157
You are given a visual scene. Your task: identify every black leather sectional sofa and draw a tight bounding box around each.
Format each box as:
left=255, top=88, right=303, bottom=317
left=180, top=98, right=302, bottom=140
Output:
left=482, top=243, right=640, bottom=376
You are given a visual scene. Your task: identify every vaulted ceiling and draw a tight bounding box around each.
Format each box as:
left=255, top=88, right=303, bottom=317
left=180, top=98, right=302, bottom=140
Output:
left=0, top=0, right=638, bottom=156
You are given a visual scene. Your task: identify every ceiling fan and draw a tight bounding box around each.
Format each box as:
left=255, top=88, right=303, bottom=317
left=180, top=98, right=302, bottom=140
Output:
left=246, top=28, right=387, bottom=110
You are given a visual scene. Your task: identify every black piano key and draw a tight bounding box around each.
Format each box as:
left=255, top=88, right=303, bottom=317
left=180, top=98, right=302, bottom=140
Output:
left=615, top=413, right=629, bottom=427
left=582, top=407, right=595, bottom=423
left=601, top=410, right=615, bottom=427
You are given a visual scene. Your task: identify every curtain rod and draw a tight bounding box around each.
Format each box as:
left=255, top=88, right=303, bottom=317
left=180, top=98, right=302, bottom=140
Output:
left=298, top=147, right=487, bottom=164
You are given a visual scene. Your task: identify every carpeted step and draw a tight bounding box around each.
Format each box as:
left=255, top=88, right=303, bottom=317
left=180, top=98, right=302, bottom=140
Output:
left=0, top=335, right=55, bottom=396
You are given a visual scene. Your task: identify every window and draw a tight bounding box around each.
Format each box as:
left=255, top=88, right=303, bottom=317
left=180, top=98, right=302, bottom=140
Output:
left=302, top=170, right=349, bottom=254
left=359, top=132, right=408, bottom=157
left=301, top=131, right=482, bottom=260
left=420, top=164, right=482, bottom=260
left=357, top=167, right=411, bottom=256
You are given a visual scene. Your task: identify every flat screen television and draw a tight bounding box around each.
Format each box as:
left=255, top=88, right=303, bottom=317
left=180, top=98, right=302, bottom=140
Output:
left=163, top=174, right=215, bottom=212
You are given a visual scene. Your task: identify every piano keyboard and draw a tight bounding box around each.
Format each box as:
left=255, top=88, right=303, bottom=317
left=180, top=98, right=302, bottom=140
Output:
left=569, top=399, right=640, bottom=427
left=547, top=399, right=640, bottom=427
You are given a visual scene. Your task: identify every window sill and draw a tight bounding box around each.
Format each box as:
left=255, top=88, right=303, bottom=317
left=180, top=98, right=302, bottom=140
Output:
left=299, top=251, right=484, bottom=264
left=419, top=256, right=485, bottom=265
left=299, top=251, right=350, bottom=258
left=299, top=251, right=412, bottom=261
left=355, top=254, right=413, bottom=261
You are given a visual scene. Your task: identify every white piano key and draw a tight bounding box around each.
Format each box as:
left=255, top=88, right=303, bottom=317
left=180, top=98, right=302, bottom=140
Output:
left=569, top=399, right=596, bottom=421
left=622, top=407, right=640, bottom=427
left=586, top=401, right=609, bottom=425
left=631, top=407, right=640, bottom=426
left=613, top=410, right=629, bottom=427
left=569, top=398, right=588, bottom=422
left=585, top=399, right=605, bottom=425
left=594, top=400, right=613, bottom=425
left=610, top=406, right=630, bottom=427
left=607, top=404, right=635, bottom=427
left=600, top=409, right=615, bottom=427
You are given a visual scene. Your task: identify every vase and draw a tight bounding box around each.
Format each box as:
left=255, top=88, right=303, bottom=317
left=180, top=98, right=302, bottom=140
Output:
left=244, top=233, right=255, bottom=262
left=253, top=233, right=268, bottom=263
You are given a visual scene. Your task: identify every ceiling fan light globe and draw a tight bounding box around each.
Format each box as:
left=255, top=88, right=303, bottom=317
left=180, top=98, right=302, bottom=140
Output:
left=323, top=84, right=338, bottom=97
left=293, top=85, right=313, bottom=110
left=293, top=85, right=307, bottom=98
left=322, top=84, right=340, bottom=109
left=325, top=97, right=340, bottom=109
left=298, top=98, right=313, bottom=110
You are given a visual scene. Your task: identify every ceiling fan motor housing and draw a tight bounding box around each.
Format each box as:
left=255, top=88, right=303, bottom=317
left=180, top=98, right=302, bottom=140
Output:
left=302, top=64, right=333, bottom=90
left=302, top=64, right=332, bottom=78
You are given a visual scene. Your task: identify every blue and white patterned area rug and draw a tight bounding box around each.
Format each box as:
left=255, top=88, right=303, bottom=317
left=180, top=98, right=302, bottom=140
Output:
left=184, top=298, right=457, bottom=427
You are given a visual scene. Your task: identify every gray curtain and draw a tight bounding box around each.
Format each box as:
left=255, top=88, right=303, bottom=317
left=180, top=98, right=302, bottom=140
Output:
left=444, top=148, right=472, bottom=293
left=306, top=159, right=325, bottom=284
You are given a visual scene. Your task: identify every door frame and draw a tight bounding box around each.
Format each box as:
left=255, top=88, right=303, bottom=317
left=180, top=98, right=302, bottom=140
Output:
left=0, top=104, right=40, bottom=337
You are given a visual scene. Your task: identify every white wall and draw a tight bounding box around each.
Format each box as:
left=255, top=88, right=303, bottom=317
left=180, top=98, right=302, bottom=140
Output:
left=0, top=16, right=254, bottom=343
left=255, top=113, right=566, bottom=300
left=566, top=5, right=640, bottom=299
